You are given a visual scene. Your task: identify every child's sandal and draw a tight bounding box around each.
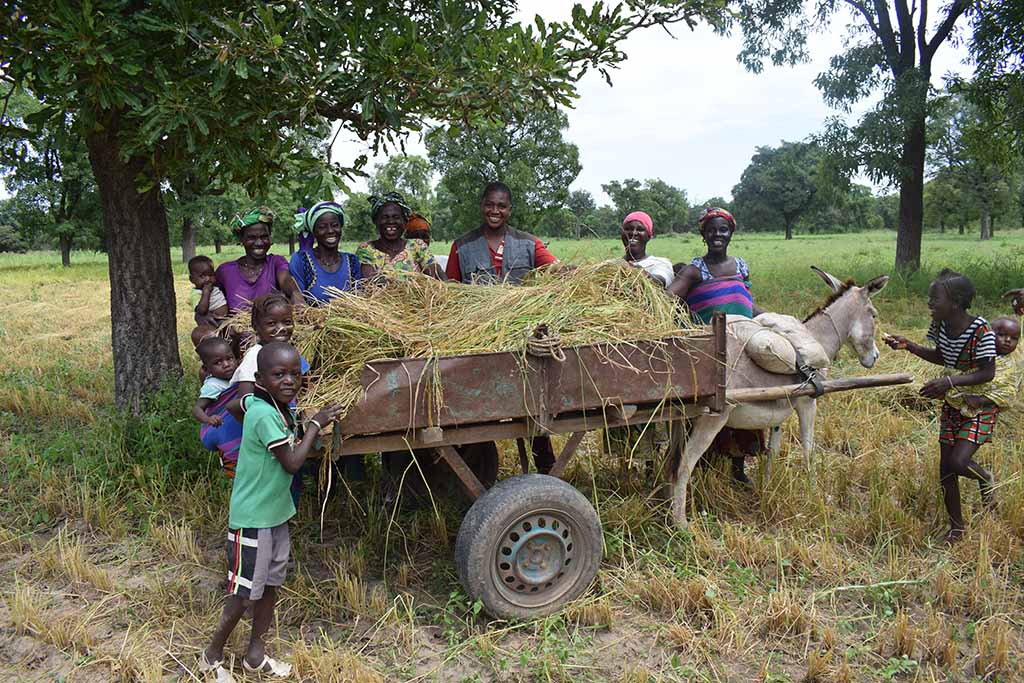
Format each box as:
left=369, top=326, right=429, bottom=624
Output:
left=243, top=654, right=292, bottom=678
left=198, top=652, right=237, bottom=683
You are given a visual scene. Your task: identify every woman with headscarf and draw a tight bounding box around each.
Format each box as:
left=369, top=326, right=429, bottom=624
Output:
left=356, top=192, right=446, bottom=280
left=404, top=212, right=448, bottom=271
left=668, top=207, right=764, bottom=484
left=215, top=206, right=304, bottom=315
left=619, top=210, right=674, bottom=287
left=289, top=201, right=362, bottom=304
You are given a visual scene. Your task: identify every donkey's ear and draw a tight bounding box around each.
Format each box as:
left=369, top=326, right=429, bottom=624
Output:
left=811, top=266, right=843, bottom=292
left=864, top=275, right=889, bottom=297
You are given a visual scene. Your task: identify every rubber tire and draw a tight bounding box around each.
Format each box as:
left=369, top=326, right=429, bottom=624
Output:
left=454, top=474, right=602, bottom=620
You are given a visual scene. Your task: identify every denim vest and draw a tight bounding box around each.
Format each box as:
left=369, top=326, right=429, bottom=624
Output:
left=454, top=227, right=537, bottom=285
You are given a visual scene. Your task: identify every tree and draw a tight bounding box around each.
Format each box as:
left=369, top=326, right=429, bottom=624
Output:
left=0, top=89, right=98, bottom=265
left=966, top=1, right=1024, bottom=155
left=733, top=0, right=972, bottom=269
left=930, top=93, right=1017, bottom=241
left=601, top=178, right=689, bottom=233
left=731, top=141, right=820, bottom=239
left=368, top=155, right=435, bottom=217
left=425, top=106, right=581, bottom=236
left=1, top=0, right=723, bottom=410
left=567, top=189, right=596, bottom=238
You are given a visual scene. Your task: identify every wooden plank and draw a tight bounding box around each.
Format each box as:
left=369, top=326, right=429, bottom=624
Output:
left=549, top=431, right=587, bottom=479
left=436, top=445, right=486, bottom=500
left=726, top=373, right=913, bottom=404
left=335, top=401, right=714, bottom=456
left=515, top=438, right=530, bottom=474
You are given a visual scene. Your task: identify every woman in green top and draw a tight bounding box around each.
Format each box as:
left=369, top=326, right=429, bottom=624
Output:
left=356, top=192, right=447, bottom=281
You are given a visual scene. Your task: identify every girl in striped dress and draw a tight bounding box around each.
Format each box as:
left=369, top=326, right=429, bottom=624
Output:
left=884, top=269, right=997, bottom=543
left=669, top=208, right=763, bottom=484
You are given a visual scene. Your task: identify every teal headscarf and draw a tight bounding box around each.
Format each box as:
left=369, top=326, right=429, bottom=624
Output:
left=232, top=205, right=274, bottom=235
left=368, top=192, right=411, bottom=222
left=293, top=201, right=345, bottom=250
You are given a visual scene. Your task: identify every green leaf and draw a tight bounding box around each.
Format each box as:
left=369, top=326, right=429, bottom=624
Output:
left=234, top=58, right=248, bottom=79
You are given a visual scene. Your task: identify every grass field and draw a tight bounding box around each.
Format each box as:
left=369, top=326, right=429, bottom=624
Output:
left=2, top=230, right=1024, bottom=682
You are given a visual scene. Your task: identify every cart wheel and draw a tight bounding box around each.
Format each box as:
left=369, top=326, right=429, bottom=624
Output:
left=455, top=474, right=602, bottom=620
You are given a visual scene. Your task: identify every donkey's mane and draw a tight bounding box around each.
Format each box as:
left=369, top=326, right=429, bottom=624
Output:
left=802, top=278, right=857, bottom=323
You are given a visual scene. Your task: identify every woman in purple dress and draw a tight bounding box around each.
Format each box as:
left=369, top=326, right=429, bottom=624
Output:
left=214, top=206, right=304, bottom=318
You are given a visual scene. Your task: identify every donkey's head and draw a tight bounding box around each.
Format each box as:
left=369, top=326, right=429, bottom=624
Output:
left=809, top=266, right=889, bottom=368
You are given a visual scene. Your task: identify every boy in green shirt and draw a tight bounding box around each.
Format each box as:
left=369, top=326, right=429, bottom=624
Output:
left=201, top=342, right=341, bottom=681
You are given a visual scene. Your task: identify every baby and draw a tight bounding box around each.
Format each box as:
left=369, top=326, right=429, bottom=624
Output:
left=192, top=337, right=239, bottom=427
left=189, top=255, right=229, bottom=347
left=946, top=316, right=1021, bottom=416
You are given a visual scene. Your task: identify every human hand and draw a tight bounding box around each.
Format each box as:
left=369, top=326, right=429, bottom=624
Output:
left=883, top=333, right=910, bottom=351
left=920, top=377, right=952, bottom=399
left=964, top=395, right=986, bottom=409
left=206, top=414, right=223, bottom=427
left=311, top=404, right=345, bottom=428
left=1001, top=288, right=1024, bottom=315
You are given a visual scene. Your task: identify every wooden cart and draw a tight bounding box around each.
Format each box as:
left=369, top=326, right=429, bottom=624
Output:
left=327, top=313, right=909, bottom=619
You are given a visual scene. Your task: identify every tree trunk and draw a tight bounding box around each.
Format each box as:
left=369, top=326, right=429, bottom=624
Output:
left=288, top=234, right=295, bottom=255
left=980, top=207, right=992, bottom=241
left=214, top=236, right=222, bottom=254
left=59, top=234, right=72, bottom=267
left=958, top=223, right=964, bottom=235
left=892, top=77, right=933, bottom=272
left=86, top=111, right=182, bottom=411
left=784, top=219, right=793, bottom=240
left=939, top=218, right=945, bottom=233
left=181, top=216, right=196, bottom=264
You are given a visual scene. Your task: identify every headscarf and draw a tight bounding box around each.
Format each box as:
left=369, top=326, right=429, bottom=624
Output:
left=698, top=207, right=736, bottom=231
left=232, top=206, right=274, bottom=235
left=622, top=211, right=654, bottom=238
left=293, top=201, right=345, bottom=251
left=368, top=191, right=412, bottom=222
left=405, top=212, right=430, bottom=236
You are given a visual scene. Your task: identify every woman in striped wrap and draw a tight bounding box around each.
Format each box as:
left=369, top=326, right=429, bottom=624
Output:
left=668, top=207, right=764, bottom=484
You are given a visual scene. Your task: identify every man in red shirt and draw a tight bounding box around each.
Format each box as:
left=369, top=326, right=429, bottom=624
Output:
left=446, top=182, right=558, bottom=475
left=446, top=182, right=557, bottom=284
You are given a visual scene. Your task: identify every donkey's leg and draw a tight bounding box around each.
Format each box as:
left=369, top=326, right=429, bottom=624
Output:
left=672, top=411, right=730, bottom=528
left=795, top=398, right=817, bottom=471
left=765, top=425, right=783, bottom=477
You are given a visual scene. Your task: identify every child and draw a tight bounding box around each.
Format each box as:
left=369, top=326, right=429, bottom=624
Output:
left=200, top=342, right=342, bottom=680
left=945, top=316, right=1021, bottom=416
left=884, top=269, right=998, bottom=543
left=229, top=292, right=308, bottom=403
left=191, top=337, right=238, bottom=427
left=189, top=255, right=230, bottom=348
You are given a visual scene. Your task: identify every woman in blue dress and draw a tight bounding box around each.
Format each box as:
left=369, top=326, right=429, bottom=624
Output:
left=289, top=201, right=361, bottom=304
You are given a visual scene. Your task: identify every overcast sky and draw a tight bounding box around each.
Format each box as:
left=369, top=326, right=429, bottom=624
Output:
left=332, top=1, right=973, bottom=206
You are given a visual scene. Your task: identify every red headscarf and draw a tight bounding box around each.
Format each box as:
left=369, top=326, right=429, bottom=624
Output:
left=698, top=207, right=736, bottom=231
left=622, top=211, right=654, bottom=237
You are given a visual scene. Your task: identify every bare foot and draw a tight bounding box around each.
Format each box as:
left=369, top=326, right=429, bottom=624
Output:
left=979, top=474, right=996, bottom=511
left=943, top=527, right=964, bottom=546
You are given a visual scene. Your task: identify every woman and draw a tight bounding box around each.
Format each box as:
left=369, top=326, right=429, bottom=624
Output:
left=214, top=206, right=304, bottom=316
left=356, top=192, right=446, bottom=280
left=289, top=201, right=362, bottom=304
left=405, top=212, right=448, bottom=271
left=620, top=211, right=674, bottom=286
left=668, top=207, right=763, bottom=484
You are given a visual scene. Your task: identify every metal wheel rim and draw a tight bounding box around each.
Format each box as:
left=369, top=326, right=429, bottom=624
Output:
left=489, top=507, right=588, bottom=609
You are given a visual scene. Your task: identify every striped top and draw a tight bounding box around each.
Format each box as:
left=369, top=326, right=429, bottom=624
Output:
left=685, top=256, right=754, bottom=323
left=926, top=317, right=996, bottom=370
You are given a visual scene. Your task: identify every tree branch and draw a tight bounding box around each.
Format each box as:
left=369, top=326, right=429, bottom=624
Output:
left=917, top=0, right=928, bottom=60
left=843, top=0, right=882, bottom=43
left=892, top=0, right=916, bottom=70
left=870, top=0, right=901, bottom=74
left=924, top=0, right=970, bottom=65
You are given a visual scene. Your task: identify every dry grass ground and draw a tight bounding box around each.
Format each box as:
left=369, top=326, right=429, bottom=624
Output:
left=2, top=231, right=1024, bottom=681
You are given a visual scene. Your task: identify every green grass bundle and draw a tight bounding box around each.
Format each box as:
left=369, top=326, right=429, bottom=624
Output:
left=290, top=262, right=697, bottom=415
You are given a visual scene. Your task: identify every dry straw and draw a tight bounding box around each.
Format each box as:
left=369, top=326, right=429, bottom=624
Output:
left=257, top=262, right=699, bottom=417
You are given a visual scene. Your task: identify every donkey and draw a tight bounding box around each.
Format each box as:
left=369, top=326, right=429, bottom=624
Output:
left=670, top=267, right=889, bottom=528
